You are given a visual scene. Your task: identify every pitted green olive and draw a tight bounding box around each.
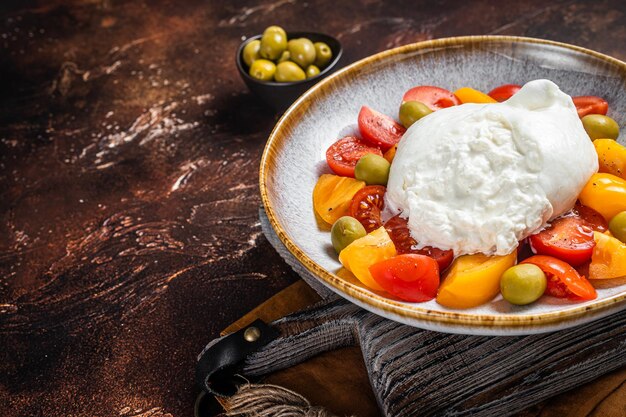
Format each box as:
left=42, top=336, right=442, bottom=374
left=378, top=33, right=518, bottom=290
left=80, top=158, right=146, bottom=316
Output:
left=305, top=65, right=320, bottom=78
left=260, top=26, right=287, bottom=60
left=399, top=101, right=432, bottom=128
left=331, top=216, right=367, bottom=254
left=249, top=59, right=276, bottom=81
left=242, top=39, right=261, bottom=67
left=582, top=114, right=620, bottom=140
left=609, top=211, right=626, bottom=243
left=314, top=42, right=333, bottom=68
left=264, top=25, right=286, bottom=38
left=275, top=61, right=306, bottom=82
left=277, top=50, right=291, bottom=63
left=288, top=38, right=316, bottom=68
left=354, top=154, right=391, bottom=185
left=500, top=264, right=547, bottom=305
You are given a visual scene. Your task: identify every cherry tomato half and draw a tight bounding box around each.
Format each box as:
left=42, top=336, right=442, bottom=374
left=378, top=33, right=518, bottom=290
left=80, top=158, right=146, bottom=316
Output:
left=384, top=214, right=454, bottom=270
left=529, top=213, right=595, bottom=266
left=573, top=202, right=608, bottom=232
left=572, top=96, right=608, bottom=118
left=402, top=86, right=461, bottom=111
left=521, top=255, right=597, bottom=301
left=350, top=185, right=385, bottom=233
left=325, top=136, right=383, bottom=177
left=357, top=106, right=406, bottom=151
left=369, top=254, right=440, bottom=302
left=487, top=84, right=521, bottom=102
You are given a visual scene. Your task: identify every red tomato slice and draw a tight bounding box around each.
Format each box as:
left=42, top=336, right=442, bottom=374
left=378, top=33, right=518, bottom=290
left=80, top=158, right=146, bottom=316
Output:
left=384, top=214, right=454, bottom=270
left=402, top=86, right=461, bottom=111
left=572, top=96, right=608, bottom=118
left=487, top=84, right=521, bottom=102
left=349, top=185, right=385, bottom=232
left=573, top=202, right=608, bottom=232
left=529, top=213, right=595, bottom=266
left=357, top=106, right=406, bottom=151
left=325, top=136, right=383, bottom=177
left=369, top=254, right=440, bottom=302
left=521, top=255, right=596, bottom=301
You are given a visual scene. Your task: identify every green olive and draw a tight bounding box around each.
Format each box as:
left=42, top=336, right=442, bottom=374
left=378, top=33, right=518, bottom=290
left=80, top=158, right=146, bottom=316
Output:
left=249, top=59, right=276, bottom=81
left=582, top=114, right=620, bottom=140
left=242, top=39, right=261, bottom=67
left=277, top=50, right=291, bottom=63
left=260, top=27, right=287, bottom=60
left=274, top=61, right=306, bottom=82
left=331, top=216, right=367, bottom=254
left=314, top=42, right=333, bottom=68
left=264, top=25, right=287, bottom=38
left=609, top=211, right=626, bottom=243
left=500, top=264, right=547, bottom=305
left=354, top=153, right=391, bottom=186
left=305, top=65, right=320, bottom=79
left=288, top=38, right=316, bottom=68
left=399, top=101, right=433, bottom=128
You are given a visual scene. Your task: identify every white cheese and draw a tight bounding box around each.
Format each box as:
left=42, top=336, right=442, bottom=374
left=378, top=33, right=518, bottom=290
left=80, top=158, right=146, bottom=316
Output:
left=385, top=79, right=598, bottom=256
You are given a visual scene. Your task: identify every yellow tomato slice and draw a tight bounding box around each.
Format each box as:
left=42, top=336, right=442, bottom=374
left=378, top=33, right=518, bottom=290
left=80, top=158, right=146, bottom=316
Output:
left=578, top=173, right=626, bottom=221
left=589, top=231, right=626, bottom=279
left=339, top=226, right=396, bottom=291
left=383, top=144, right=397, bottom=163
left=593, top=139, right=626, bottom=180
left=454, top=87, right=497, bottom=104
left=313, top=174, right=365, bottom=225
left=436, top=251, right=517, bottom=309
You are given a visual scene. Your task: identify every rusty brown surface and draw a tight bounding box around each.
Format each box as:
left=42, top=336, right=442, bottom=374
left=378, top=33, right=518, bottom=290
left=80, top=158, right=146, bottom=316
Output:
left=1, top=1, right=625, bottom=416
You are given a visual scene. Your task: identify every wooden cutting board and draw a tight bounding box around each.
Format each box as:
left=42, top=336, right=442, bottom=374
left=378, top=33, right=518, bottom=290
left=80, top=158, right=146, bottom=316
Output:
left=220, top=281, right=626, bottom=417
left=195, top=211, right=626, bottom=416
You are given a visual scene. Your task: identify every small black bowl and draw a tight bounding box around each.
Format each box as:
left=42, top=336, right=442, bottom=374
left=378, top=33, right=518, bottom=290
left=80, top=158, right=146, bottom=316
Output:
left=236, top=31, right=343, bottom=112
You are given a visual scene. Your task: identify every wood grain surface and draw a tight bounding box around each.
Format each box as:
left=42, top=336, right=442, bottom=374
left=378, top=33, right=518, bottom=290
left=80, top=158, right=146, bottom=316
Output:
left=1, top=1, right=625, bottom=416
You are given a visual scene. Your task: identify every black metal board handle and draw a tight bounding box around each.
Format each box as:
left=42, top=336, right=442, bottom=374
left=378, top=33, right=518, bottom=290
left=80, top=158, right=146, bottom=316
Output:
left=196, top=319, right=279, bottom=396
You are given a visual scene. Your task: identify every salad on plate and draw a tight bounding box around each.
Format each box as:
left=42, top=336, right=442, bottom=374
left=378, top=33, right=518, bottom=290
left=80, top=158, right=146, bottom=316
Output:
left=313, top=79, right=625, bottom=309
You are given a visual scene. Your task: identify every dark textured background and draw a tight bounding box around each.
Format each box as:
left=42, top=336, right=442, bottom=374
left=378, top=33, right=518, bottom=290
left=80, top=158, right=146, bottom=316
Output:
left=1, top=1, right=625, bottom=416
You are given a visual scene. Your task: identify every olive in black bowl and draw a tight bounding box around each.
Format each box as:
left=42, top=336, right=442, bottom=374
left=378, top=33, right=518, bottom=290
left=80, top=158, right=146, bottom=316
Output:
left=236, top=31, right=343, bottom=112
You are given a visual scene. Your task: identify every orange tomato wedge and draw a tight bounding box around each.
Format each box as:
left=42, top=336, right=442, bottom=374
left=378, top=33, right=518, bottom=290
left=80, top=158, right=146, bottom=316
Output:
left=383, top=144, right=397, bottom=163
left=593, top=139, right=626, bottom=180
left=589, top=231, right=626, bottom=279
left=339, top=226, right=396, bottom=291
left=578, top=173, right=626, bottom=221
left=313, top=174, right=365, bottom=224
left=436, top=251, right=517, bottom=309
left=454, top=87, right=497, bottom=104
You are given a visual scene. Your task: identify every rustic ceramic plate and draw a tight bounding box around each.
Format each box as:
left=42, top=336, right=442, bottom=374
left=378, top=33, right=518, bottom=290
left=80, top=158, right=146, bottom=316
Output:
left=260, top=36, right=626, bottom=335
